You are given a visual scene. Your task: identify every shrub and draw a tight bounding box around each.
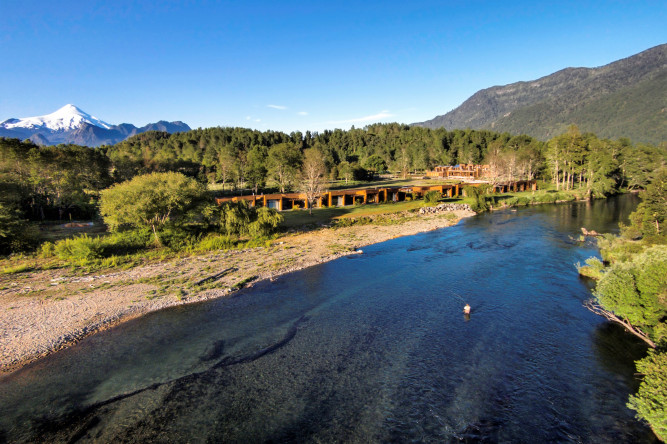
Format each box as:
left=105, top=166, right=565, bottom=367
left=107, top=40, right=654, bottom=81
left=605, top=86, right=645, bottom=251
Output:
left=158, top=227, right=198, bottom=251
left=477, top=183, right=492, bottom=195
left=576, top=257, right=605, bottom=279
left=553, top=192, right=576, bottom=202
left=196, top=234, right=236, bottom=252
left=464, top=186, right=490, bottom=212
left=423, top=190, right=441, bottom=206
left=248, top=207, right=284, bottom=237
left=54, top=235, right=104, bottom=263
left=243, top=237, right=274, bottom=249
left=219, top=202, right=283, bottom=238
left=220, top=201, right=254, bottom=236
left=100, top=256, right=124, bottom=268
left=105, top=228, right=153, bottom=252
left=334, top=216, right=373, bottom=228
left=534, top=193, right=557, bottom=203
left=627, top=350, right=667, bottom=442
left=594, top=245, right=667, bottom=342
left=39, top=241, right=56, bottom=258
left=99, top=172, right=208, bottom=246
left=0, top=203, right=38, bottom=255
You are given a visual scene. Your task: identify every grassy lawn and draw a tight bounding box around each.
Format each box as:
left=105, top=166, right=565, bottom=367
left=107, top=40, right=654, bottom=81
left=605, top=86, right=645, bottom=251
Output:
left=279, top=198, right=462, bottom=228
left=279, top=207, right=351, bottom=228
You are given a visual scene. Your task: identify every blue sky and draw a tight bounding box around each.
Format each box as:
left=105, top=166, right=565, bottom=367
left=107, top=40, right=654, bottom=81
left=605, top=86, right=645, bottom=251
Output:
left=1, top=1, right=665, bottom=133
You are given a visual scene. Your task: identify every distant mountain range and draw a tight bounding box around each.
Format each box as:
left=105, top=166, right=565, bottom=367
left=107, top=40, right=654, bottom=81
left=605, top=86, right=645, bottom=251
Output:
left=0, top=104, right=191, bottom=147
left=414, top=44, right=667, bottom=145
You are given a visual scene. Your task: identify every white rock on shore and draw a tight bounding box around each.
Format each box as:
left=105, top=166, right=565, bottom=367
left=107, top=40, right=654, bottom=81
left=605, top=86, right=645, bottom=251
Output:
left=419, top=203, right=473, bottom=214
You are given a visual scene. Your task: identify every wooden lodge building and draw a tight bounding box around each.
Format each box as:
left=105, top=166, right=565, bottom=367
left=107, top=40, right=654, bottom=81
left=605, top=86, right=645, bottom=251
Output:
left=215, top=161, right=537, bottom=211
left=426, top=164, right=490, bottom=180
left=491, top=180, right=537, bottom=193
left=215, top=184, right=462, bottom=211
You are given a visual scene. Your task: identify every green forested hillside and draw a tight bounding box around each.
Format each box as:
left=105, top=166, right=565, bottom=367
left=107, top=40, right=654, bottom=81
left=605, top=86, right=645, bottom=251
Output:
left=415, top=44, right=667, bottom=145
left=491, top=69, right=667, bottom=143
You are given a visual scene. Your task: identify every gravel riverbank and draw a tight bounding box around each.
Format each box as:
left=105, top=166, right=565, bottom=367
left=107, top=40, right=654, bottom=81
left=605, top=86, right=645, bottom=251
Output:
left=0, top=209, right=474, bottom=374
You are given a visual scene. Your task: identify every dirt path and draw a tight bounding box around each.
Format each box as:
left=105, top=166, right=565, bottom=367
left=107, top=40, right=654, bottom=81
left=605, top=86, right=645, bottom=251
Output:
left=0, top=209, right=474, bottom=374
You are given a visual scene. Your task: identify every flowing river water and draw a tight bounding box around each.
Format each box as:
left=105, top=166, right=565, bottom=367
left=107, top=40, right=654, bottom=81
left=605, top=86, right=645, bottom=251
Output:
left=0, top=194, right=659, bottom=443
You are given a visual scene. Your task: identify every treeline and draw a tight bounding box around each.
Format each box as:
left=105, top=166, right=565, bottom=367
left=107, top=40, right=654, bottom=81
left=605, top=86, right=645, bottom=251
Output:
left=102, top=125, right=529, bottom=188
left=101, top=123, right=664, bottom=194
left=0, top=139, right=112, bottom=253
left=0, top=138, right=111, bottom=220
left=2, top=124, right=665, bottom=221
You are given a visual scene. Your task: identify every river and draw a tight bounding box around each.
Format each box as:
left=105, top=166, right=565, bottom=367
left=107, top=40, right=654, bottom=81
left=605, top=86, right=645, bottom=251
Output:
left=0, top=194, right=658, bottom=442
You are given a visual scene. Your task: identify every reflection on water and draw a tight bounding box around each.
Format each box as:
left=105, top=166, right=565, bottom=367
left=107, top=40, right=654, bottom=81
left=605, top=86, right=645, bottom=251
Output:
left=0, top=194, right=658, bottom=442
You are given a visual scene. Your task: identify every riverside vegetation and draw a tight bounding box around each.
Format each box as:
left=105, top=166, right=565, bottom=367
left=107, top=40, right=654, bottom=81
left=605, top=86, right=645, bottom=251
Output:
left=578, top=168, right=667, bottom=440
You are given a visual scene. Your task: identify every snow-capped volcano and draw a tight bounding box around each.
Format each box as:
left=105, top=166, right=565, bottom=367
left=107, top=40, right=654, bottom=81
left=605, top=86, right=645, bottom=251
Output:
left=1, top=104, right=112, bottom=132
left=0, top=104, right=190, bottom=147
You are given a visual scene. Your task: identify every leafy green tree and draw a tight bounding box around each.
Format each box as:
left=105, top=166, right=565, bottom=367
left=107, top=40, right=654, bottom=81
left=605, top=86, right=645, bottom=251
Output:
left=546, top=125, right=586, bottom=190
left=217, top=144, right=238, bottom=192
left=0, top=202, right=32, bottom=254
left=337, top=161, right=354, bottom=184
left=463, top=186, right=489, bottom=212
left=219, top=201, right=282, bottom=237
left=267, top=143, right=302, bottom=193
left=220, top=201, right=255, bottom=236
left=627, top=350, right=667, bottom=442
left=585, top=138, right=620, bottom=197
left=593, top=245, right=667, bottom=346
left=620, top=144, right=666, bottom=190
left=245, top=145, right=268, bottom=195
left=249, top=207, right=283, bottom=237
left=363, top=154, right=387, bottom=179
left=99, top=172, right=208, bottom=245
left=0, top=139, right=111, bottom=220
left=636, top=168, right=667, bottom=239
left=423, top=190, right=441, bottom=205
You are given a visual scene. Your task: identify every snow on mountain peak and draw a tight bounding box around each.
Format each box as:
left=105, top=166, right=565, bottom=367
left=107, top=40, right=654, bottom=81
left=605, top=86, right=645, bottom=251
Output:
left=1, top=104, right=112, bottom=132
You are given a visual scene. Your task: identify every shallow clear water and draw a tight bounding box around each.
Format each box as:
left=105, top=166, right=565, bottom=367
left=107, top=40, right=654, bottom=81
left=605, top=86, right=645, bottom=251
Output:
left=0, top=194, right=658, bottom=443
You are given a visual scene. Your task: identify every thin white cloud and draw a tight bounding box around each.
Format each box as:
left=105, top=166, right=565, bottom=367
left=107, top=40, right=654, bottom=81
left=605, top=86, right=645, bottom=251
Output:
left=297, top=111, right=309, bottom=116
left=327, top=110, right=394, bottom=125
left=245, top=116, right=251, bottom=120
left=267, top=104, right=287, bottom=110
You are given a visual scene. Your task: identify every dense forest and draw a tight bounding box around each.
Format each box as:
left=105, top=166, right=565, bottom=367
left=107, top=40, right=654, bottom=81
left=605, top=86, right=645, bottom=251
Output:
left=1, top=123, right=665, bottom=230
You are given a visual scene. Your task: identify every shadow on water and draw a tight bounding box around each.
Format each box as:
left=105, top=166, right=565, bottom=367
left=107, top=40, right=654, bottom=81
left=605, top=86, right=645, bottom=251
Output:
left=593, top=322, right=650, bottom=391
left=0, top=194, right=659, bottom=443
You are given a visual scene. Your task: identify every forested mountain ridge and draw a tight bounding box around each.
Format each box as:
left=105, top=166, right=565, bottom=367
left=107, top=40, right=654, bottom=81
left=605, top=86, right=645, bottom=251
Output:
left=0, top=104, right=190, bottom=147
left=414, top=44, right=667, bottom=144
